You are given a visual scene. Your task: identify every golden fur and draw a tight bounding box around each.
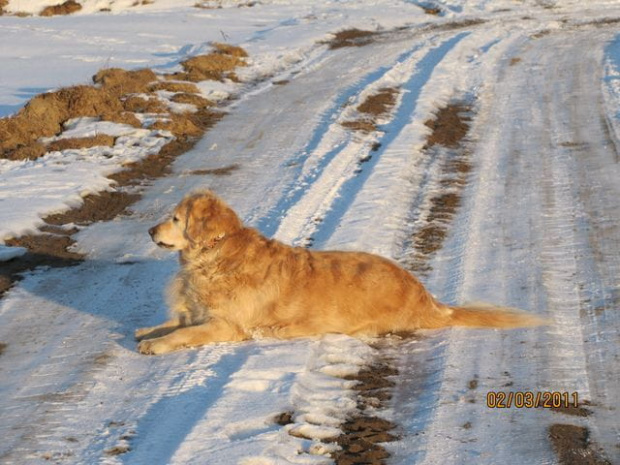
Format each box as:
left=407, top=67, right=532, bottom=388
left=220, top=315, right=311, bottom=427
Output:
left=136, top=190, right=545, bottom=354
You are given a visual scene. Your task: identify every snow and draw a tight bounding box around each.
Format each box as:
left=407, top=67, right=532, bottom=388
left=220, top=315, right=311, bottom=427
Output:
left=1, top=0, right=620, bottom=464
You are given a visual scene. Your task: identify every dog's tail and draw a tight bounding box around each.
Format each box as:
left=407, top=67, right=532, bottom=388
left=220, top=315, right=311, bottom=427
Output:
left=445, top=303, right=549, bottom=329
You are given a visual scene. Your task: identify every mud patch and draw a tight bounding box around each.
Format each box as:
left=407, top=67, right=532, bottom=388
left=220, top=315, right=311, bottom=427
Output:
left=548, top=424, right=611, bottom=465
left=342, top=87, right=399, bottom=133
left=423, top=103, right=471, bottom=149
left=405, top=102, right=473, bottom=275
left=330, top=361, right=399, bottom=464
left=40, top=0, right=82, bottom=16
left=187, top=163, right=240, bottom=176
left=327, top=29, right=379, bottom=50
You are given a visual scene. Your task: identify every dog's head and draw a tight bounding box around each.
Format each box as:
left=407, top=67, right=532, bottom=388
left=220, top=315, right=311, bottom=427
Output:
left=149, top=190, right=243, bottom=251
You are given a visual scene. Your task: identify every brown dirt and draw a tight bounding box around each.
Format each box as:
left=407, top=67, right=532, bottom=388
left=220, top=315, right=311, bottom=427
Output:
left=0, top=85, right=140, bottom=160
left=328, top=29, right=378, bottom=50
left=0, top=342, right=7, bottom=356
left=405, top=102, right=473, bottom=275
left=123, top=95, right=168, bottom=114
left=331, top=362, right=399, bottom=465
left=46, top=134, right=116, bottom=152
left=342, top=87, right=399, bottom=134
left=168, top=44, right=248, bottom=82
left=40, top=0, right=82, bottom=16
left=188, top=163, right=240, bottom=176
left=211, top=42, right=248, bottom=58
left=341, top=120, right=376, bottom=133
left=357, top=88, right=398, bottom=117
left=424, top=104, right=471, bottom=149
left=93, top=68, right=157, bottom=96
left=150, top=81, right=201, bottom=94
left=170, top=93, right=214, bottom=109
left=548, top=424, right=611, bottom=465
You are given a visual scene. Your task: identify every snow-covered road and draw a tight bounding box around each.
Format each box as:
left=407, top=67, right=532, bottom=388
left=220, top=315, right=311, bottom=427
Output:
left=1, top=1, right=619, bottom=464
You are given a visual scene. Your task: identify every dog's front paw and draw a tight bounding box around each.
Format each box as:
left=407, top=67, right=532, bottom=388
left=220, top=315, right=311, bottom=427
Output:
left=137, top=338, right=174, bottom=355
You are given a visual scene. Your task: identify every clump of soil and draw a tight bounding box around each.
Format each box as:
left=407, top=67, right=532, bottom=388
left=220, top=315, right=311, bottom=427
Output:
left=342, top=87, right=399, bottom=133
left=211, top=42, right=248, bottom=58
left=170, top=93, right=214, bottom=109
left=168, top=43, right=248, bottom=82
left=93, top=68, right=157, bottom=96
left=548, top=424, right=611, bottom=465
left=123, top=95, right=168, bottom=114
left=46, top=134, right=116, bottom=152
left=150, top=81, right=201, bottom=94
left=357, top=88, right=398, bottom=116
left=341, top=120, right=376, bottom=133
left=328, top=29, right=378, bottom=49
left=40, top=0, right=82, bottom=16
left=424, top=104, right=471, bottom=149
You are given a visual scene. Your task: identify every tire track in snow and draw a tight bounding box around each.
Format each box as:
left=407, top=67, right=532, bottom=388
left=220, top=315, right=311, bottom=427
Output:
left=403, top=28, right=619, bottom=464
left=272, top=32, right=469, bottom=250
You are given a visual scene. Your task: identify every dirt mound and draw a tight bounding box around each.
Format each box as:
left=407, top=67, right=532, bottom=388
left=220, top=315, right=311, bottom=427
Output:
left=0, top=85, right=140, bottom=160
left=177, top=52, right=246, bottom=82
left=93, top=68, right=157, bottom=96
left=0, top=43, right=249, bottom=161
left=40, top=0, right=82, bottom=16
left=211, top=42, right=248, bottom=58
left=170, top=93, right=214, bottom=109
left=0, top=86, right=140, bottom=160
left=122, top=95, right=167, bottom=114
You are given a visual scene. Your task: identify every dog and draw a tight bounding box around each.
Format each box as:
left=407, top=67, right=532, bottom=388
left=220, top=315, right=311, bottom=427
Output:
left=136, top=190, right=546, bottom=354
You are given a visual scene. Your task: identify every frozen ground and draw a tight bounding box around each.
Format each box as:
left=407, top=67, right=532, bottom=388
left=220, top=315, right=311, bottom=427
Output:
left=1, top=0, right=619, bottom=464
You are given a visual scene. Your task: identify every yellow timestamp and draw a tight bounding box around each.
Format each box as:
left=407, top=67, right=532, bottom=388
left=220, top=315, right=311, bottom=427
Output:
left=486, top=391, right=579, bottom=409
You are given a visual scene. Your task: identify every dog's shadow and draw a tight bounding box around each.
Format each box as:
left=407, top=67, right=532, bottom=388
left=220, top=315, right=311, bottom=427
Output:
left=4, top=252, right=177, bottom=352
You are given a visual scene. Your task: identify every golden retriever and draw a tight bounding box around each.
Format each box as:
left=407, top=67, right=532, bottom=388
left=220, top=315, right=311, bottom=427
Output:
left=136, top=190, right=545, bottom=354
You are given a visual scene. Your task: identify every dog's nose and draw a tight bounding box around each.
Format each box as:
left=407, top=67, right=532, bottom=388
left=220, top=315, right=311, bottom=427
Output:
left=148, top=226, right=156, bottom=238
